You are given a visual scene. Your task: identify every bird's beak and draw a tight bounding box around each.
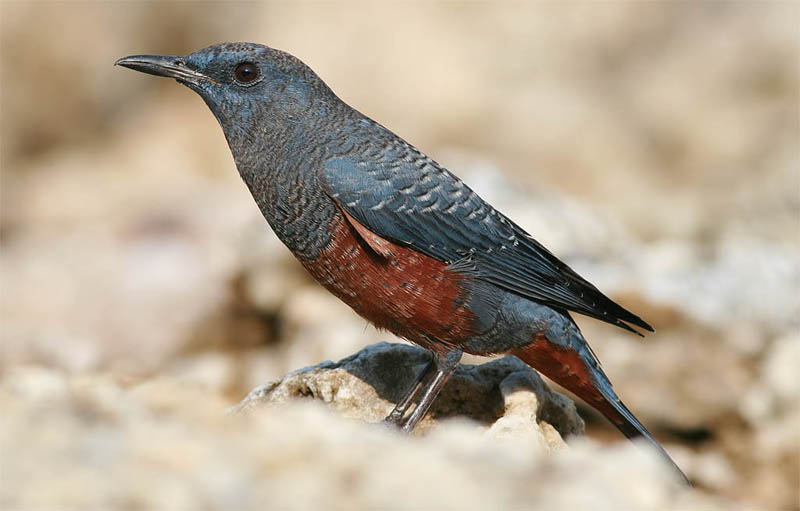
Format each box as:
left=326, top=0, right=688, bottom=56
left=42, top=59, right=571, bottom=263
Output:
left=115, top=55, right=212, bottom=84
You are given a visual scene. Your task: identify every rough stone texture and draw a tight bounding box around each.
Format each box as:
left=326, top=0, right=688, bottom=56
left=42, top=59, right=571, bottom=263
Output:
left=1, top=365, right=728, bottom=511
left=233, top=342, right=584, bottom=450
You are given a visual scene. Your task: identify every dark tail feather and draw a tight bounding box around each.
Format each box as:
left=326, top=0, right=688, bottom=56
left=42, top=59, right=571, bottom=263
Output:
left=511, top=340, right=690, bottom=485
left=592, top=380, right=692, bottom=486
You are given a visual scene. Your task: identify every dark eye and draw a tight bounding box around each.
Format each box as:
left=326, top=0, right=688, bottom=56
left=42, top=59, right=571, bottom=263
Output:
left=234, top=62, right=258, bottom=83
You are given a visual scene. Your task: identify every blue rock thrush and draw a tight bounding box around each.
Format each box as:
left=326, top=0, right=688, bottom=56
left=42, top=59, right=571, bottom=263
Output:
left=117, top=42, right=689, bottom=483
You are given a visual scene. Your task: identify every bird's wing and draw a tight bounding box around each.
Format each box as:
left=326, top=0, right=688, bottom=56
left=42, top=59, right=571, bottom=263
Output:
left=322, top=151, right=653, bottom=335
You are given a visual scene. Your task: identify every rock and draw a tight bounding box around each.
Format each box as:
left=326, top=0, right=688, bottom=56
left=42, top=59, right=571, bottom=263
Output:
left=485, top=370, right=574, bottom=455
left=232, top=342, right=584, bottom=445
left=0, top=365, right=727, bottom=511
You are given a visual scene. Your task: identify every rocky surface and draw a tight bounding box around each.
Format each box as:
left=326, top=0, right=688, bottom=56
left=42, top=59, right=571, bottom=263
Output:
left=2, top=364, right=726, bottom=511
left=233, top=342, right=584, bottom=449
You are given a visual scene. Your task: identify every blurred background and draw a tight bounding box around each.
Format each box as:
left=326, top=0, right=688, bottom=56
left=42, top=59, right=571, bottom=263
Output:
left=2, top=2, right=798, bottom=509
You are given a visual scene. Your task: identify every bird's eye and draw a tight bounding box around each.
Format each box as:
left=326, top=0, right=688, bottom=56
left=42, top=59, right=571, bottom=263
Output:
left=234, top=62, right=259, bottom=84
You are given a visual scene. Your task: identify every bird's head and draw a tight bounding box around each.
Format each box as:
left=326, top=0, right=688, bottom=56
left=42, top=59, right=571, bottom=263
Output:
left=116, top=42, right=337, bottom=135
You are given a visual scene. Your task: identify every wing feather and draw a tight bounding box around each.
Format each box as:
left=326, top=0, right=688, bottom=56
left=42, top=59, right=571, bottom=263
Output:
left=322, top=150, right=653, bottom=335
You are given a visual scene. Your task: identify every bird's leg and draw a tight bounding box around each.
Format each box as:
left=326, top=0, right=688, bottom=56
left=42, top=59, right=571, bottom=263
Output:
left=383, top=359, right=436, bottom=425
left=400, top=348, right=462, bottom=433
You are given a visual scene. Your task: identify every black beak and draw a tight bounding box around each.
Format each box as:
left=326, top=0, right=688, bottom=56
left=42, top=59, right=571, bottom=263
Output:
left=115, top=55, right=211, bottom=84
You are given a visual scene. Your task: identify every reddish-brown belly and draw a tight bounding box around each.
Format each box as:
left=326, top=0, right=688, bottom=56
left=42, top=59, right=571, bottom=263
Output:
left=299, top=212, right=475, bottom=352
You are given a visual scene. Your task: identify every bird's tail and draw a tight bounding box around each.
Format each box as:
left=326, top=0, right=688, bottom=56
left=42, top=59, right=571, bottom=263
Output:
left=590, top=377, right=691, bottom=486
left=510, top=336, right=690, bottom=485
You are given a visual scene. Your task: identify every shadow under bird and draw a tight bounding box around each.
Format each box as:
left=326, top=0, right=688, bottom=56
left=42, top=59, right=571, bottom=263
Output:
left=117, top=43, right=689, bottom=484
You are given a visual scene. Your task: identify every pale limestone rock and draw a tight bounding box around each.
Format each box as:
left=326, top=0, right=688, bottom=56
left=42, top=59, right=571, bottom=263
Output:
left=233, top=342, right=584, bottom=444
left=485, top=370, right=572, bottom=455
left=0, top=366, right=728, bottom=511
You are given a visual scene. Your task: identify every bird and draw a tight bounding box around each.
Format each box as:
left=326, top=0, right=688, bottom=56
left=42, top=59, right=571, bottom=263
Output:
left=116, top=42, right=689, bottom=483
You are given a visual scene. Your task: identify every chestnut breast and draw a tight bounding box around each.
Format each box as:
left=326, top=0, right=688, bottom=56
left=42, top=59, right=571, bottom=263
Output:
left=298, top=210, right=476, bottom=352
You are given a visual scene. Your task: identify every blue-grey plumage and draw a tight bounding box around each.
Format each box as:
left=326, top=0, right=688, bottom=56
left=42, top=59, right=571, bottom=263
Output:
left=322, top=144, right=654, bottom=335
